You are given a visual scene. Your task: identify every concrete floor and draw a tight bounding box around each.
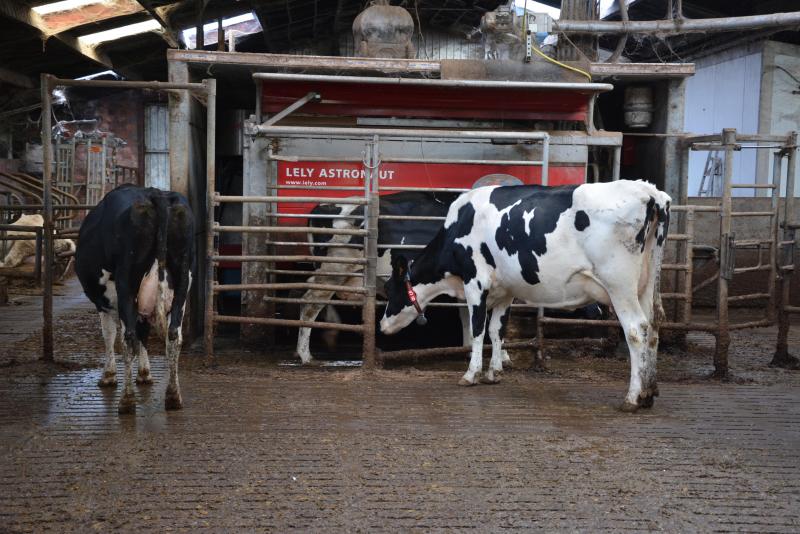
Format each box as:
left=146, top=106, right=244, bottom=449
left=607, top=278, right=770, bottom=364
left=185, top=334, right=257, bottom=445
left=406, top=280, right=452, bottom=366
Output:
left=1, top=281, right=800, bottom=532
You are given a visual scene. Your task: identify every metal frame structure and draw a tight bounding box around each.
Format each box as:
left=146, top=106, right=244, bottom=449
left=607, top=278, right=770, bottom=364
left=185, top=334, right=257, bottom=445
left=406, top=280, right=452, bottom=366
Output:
left=217, top=120, right=799, bottom=376
left=28, top=74, right=216, bottom=361
left=206, top=122, right=552, bottom=367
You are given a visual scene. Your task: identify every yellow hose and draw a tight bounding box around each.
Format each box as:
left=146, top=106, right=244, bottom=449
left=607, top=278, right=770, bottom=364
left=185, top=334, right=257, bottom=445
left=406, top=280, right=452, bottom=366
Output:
left=524, top=10, right=593, bottom=82
left=530, top=42, right=593, bottom=82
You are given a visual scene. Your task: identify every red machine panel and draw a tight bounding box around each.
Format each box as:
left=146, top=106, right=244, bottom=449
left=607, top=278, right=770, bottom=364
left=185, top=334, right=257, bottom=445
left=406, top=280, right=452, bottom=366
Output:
left=262, top=79, right=591, bottom=122
left=277, top=161, right=584, bottom=224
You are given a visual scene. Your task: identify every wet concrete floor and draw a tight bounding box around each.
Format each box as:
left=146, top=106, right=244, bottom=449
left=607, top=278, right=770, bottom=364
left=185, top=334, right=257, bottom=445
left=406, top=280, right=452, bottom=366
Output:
left=1, top=282, right=800, bottom=532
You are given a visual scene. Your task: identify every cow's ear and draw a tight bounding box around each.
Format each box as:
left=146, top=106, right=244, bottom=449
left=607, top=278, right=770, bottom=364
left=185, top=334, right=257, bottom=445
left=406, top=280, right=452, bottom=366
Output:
left=391, top=254, right=408, bottom=278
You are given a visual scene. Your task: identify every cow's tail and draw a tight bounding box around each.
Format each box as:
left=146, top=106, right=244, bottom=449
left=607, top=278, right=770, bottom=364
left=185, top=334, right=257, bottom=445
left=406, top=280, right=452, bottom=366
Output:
left=645, top=192, right=671, bottom=325
left=152, top=192, right=171, bottom=281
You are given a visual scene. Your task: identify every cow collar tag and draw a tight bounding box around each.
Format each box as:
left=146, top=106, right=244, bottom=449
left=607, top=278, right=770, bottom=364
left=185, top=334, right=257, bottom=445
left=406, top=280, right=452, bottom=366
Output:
left=404, top=271, right=427, bottom=326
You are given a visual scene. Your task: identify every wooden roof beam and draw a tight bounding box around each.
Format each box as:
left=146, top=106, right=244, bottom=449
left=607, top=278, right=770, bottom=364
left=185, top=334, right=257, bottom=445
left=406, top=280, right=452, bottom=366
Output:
left=134, top=0, right=182, bottom=48
left=0, top=2, right=114, bottom=71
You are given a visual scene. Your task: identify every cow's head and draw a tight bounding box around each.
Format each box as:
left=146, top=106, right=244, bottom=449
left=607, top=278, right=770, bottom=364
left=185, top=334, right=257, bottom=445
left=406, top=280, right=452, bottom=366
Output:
left=380, top=254, right=424, bottom=334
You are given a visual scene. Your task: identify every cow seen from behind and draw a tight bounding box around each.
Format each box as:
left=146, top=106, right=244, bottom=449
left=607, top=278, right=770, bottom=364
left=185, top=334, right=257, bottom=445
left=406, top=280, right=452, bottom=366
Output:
left=380, top=180, right=670, bottom=411
left=76, top=184, right=194, bottom=414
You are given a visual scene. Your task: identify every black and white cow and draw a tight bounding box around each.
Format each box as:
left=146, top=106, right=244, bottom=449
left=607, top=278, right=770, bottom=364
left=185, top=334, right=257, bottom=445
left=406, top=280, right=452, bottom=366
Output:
left=295, top=191, right=480, bottom=364
left=76, top=184, right=194, bottom=414
left=380, top=180, right=670, bottom=411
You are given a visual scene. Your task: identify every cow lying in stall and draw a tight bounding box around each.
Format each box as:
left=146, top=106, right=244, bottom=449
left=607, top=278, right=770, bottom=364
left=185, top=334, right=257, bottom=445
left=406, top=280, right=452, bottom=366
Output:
left=0, top=214, right=76, bottom=268
left=295, top=191, right=481, bottom=364
left=380, top=180, right=670, bottom=411
left=76, top=184, right=194, bottom=414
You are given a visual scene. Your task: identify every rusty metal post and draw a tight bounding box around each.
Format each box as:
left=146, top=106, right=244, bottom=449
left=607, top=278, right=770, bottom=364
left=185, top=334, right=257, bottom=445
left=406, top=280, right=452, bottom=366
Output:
left=774, top=132, right=798, bottom=365
left=534, top=307, right=546, bottom=371
left=682, top=208, right=695, bottom=325
left=204, top=78, right=217, bottom=365
left=714, top=128, right=736, bottom=378
left=34, top=227, right=42, bottom=286
left=768, top=151, right=783, bottom=322
left=362, top=135, right=379, bottom=370
left=40, top=74, right=54, bottom=362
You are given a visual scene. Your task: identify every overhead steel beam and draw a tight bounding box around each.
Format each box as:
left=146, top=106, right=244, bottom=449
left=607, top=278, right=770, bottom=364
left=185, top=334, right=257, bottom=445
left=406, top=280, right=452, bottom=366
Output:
left=555, top=11, right=800, bottom=35
left=135, top=0, right=182, bottom=48
left=0, top=2, right=114, bottom=70
left=0, top=66, right=35, bottom=88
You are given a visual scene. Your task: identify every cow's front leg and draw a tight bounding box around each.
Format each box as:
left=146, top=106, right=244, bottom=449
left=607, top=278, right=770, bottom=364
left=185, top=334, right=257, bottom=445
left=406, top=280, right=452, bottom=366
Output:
left=483, top=300, right=513, bottom=384
left=459, top=285, right=488, bottom=386
left=98, top=311, right=118, bottom=387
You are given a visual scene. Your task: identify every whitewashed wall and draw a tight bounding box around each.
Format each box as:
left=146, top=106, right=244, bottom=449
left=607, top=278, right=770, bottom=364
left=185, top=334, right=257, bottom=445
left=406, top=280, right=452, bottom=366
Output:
left=762, top=42, right=800, bottom=197
left=684, top=44, right=762, bottom=197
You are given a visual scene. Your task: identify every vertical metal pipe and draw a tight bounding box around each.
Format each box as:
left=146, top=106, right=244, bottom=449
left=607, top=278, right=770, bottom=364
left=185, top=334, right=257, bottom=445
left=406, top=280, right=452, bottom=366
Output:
left=534, top=307, right=546, bottom=370
left=611, top=145, right=621, bottom=181
left=774, top=133, right=797, bottom=364
left=362, top=135, right=379, bottom=369
left=204, top=78, right=217, bottom=365
left=34, top=228, right=42, bottom=286
left=255, top=80, right=262, bottom=123
left=41, top=74, right=54, bottom=362
left=541, top=134, right=549, bottom=186
left=714, top=128, right=736, bottom=378
left=683, top=208, right=695, bottom=325
left=768, top=151, right=782, bottom=322
left=217, top=17, right=224, bottom=51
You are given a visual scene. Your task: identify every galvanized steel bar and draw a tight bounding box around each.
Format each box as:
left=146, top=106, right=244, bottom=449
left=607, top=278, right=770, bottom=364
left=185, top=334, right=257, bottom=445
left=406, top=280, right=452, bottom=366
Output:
left=215, top=314, right=365, bottom=333
left=41, top=74, right=54, bottom=362
left=253, top=124, right=551, bottom=142
left=252, top=72, right=613, bottom=92
left=216, top=195, right=368, bottom=205
left=212, top=255, right=366, bottom=265
left=362, top=135, right=379, bottom=370
left=714, top=128, right=736, bottom=378
left=48, top=77, right=207, bottom=92
left=204, top=78, right=217, bottom=365
left=214, top=283, right=366, bottom=294
left=215, top=225, right=367, bottom=236
left=262, top=92, right=321, bottom=127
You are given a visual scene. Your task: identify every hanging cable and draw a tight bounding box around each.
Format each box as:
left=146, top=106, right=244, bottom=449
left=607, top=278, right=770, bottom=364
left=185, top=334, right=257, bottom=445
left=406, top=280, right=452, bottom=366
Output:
left=524, top=6, right=593, bottom=82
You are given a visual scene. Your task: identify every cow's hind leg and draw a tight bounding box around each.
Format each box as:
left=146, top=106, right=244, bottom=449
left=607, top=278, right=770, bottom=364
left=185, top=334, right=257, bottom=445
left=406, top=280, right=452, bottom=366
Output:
left=610, top=290, right=656, bottom=412
left=483, top=299, right=513, bottom=384
left=135, top=319, right=153, bottom=385
left=118, top=324, right=137, bottom=415
left=295, top=289, right=337, bottom=365
left=98, top=311, right=118, bottom=387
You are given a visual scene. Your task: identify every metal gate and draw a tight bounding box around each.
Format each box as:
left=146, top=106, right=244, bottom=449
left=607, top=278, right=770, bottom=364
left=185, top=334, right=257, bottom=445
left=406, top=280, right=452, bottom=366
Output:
left=205, top=120, right=551, bottom=365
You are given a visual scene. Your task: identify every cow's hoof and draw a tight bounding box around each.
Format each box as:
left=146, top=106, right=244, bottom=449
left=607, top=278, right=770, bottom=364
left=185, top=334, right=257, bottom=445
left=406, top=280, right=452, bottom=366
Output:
left=458, top=376, right=478, bottom=387
left=530, top=363, right=549, bottom=374
left=770, top=353, right=800, bottom=370
left=639, top=395, right=655, bottom=409
left=481, top=373, right=501, bottom=385
left=502, top=359, right=514, bottom=369
left=619, top=400, right=640, bottom=413
left=118, top=394, right=136, bottom=415
left=97, top=374, right=117, bottom=388
left=136, top=371, right=153, bottom=385
left=165, top=387, right=183, bottom=411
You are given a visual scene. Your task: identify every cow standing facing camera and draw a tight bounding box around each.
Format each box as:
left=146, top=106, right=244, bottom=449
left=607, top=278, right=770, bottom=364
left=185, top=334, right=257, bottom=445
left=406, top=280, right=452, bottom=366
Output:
left=380, top=180, right=670, bottom=412
left=76, top=184, right=194, bottom=414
